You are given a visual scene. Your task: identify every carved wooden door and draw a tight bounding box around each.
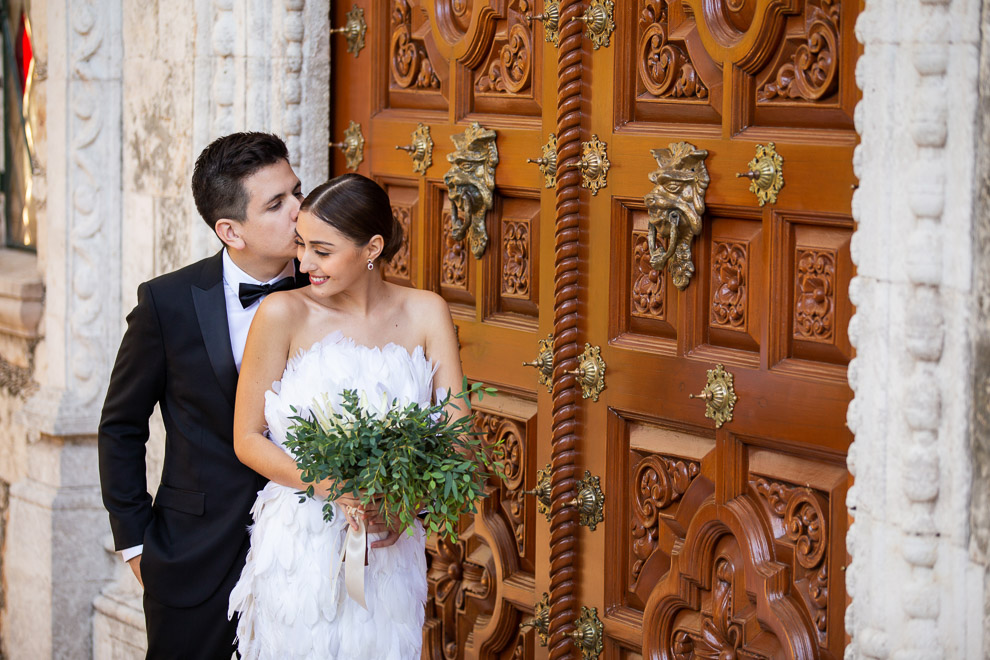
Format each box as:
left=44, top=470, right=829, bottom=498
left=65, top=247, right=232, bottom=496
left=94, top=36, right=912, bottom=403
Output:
left=330, top=1, right=857, bottom=658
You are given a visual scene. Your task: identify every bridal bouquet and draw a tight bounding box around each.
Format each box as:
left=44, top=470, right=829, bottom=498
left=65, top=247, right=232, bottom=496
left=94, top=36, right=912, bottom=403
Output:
left=283, top=379, right=501, bottom=542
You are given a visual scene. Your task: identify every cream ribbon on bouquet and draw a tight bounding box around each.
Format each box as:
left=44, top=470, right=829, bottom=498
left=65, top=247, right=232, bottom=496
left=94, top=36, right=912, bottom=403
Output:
left=342, top=505, right=368, bottom=609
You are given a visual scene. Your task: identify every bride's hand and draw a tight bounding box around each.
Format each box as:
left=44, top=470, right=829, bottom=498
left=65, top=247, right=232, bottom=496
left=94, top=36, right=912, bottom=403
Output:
left=334, top=492, right=367, bottom=532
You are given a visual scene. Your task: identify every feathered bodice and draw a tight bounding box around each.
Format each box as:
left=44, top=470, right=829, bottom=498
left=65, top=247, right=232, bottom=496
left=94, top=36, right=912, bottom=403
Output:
left=230, top=330, right=434, bottom=659
left=263, top=330, right=437, bottom=453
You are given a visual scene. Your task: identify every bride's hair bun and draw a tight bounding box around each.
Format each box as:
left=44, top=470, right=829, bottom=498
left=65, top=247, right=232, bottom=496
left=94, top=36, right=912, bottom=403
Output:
left=300, top=174, right=403, bottom=265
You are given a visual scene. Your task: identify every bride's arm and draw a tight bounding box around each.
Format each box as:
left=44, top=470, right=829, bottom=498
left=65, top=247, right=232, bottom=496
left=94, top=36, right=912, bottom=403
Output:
left=233, top=292, right=329, bottom=495
left=422, top=293, right=467, bottom=422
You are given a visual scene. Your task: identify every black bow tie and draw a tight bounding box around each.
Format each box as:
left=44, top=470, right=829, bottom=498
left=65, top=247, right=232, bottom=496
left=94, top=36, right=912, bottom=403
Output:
left=238, top=277, right=296, bottom=308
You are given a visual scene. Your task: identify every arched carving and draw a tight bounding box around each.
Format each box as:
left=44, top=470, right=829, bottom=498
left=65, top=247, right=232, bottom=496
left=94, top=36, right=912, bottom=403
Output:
left=423, top=0, right=499, bottom=69
left=681, top=0, right=801, bottom=73
left=643, top=495, right=819, bottom=660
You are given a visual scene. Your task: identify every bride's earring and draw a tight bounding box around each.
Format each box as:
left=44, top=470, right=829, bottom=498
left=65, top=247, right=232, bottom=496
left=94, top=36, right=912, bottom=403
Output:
left=367, top=260, right=374, bottom=271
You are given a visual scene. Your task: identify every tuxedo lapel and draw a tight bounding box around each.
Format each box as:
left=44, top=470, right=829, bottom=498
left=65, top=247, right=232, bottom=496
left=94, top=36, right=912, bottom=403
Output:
left=191, top=252, right=238, bottom=409
left=293, top=258, right=309, bottom=287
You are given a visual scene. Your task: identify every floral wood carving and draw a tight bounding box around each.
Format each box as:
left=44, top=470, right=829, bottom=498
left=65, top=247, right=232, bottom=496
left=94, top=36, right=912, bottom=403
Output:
left=502, top=219, right=530, bottom=299
left=631, top=453, right=700, bottom=581
left=391, top=0, right=441, bottom=90
left=644, top=141, right=711, bottom=290
left=632, top=231, right=665, bottom=319
left=386, top=205, right=412, bottom=281
left=759, top=0, right=840, bottom=102
left=794, top=248, right=836, bottom=342
left=476, top=1, right=533, bottom=94
left=441, top=209, right=468, bottom=290
left=474, top=411, right=528, bottom=557
left=752, top=476, right=829, bottom=641
left=711, top=241, right=747, bottom=329
left=638, top=0, right=708, bottom=99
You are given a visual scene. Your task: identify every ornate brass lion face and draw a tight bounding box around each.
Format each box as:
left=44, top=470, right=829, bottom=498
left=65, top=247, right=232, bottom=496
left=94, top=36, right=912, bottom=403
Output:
left=443, top=123, right=498, bottom=259
left=643, top=141, right=710, bottom=290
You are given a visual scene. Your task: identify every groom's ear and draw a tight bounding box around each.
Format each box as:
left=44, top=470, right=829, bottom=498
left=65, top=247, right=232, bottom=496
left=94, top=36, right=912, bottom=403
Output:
left=214, top=218, right=246, bottom=250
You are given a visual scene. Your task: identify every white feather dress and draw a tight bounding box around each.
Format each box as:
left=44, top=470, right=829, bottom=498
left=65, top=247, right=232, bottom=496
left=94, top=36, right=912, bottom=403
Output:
left=228, top=331, right=435, bottom=660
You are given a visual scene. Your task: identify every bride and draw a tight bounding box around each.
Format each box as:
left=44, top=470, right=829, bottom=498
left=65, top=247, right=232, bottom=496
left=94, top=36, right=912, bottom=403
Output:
left=228, top=173, right=465, bottom=659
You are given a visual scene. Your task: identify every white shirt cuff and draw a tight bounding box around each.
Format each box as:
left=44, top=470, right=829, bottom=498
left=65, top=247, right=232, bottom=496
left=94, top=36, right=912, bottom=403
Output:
left=121, top=545, right=143, bottom=562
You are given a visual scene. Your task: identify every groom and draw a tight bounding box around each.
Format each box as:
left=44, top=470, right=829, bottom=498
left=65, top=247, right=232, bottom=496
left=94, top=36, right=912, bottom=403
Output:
left=100, top=133, right=309, bottom=658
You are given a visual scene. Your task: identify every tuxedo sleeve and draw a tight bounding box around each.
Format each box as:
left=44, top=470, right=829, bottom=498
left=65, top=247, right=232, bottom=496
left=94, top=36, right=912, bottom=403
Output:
left=98, top=282, right=167, bottom=551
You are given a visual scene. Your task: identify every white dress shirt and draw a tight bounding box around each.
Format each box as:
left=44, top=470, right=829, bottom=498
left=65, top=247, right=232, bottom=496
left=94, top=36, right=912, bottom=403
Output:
left=121, top=250, right=296, bottom=563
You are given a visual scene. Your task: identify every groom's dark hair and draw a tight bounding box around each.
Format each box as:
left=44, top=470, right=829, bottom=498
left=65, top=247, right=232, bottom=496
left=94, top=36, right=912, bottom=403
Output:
left=192, top=132, right=290, bottom=232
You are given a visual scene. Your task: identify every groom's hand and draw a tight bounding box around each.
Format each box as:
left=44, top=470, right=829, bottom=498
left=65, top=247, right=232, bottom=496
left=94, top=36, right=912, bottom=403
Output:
left=367, top=508, right=403, bottom=548
left=127, top=555, right=143, bottom=588
left=370, top=528, right=402, bottom=549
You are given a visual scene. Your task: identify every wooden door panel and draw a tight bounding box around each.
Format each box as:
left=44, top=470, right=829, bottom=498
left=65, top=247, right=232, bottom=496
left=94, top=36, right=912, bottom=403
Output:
left=333, top=1, right=858, bottom=658
left=467, top=1, right=544, bottom=118
left=617, top=0, right=724, bottom=127
left=384, top=0, right=450, bottom=112
left=486, top=192, right=541, bottom=325
left=382, top=178, right=420, bottom=287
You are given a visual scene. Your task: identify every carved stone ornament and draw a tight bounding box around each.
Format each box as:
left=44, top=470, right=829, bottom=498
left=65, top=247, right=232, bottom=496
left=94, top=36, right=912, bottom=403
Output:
left=331, top=120, right=365, bottom=171
left=395, top=122, right=434, bottom=175
left=644, top=141, right=710, bottom=290
left=443, top=122, right=499, bottom=258
left=330, top=4, right=367, bottom=57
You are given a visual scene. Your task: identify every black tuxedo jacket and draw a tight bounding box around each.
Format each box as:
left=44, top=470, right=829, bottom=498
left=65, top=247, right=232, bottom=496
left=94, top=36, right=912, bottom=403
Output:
left=98, top=251, right=307, bottom=609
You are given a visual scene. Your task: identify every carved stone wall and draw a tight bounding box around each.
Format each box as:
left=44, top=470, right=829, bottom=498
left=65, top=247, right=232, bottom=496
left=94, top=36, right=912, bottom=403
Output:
left=847, top=0, right=986, bottom=657
left=969, top=0, right=990, bottom=653
left=0, top=0, right=329, bottom=658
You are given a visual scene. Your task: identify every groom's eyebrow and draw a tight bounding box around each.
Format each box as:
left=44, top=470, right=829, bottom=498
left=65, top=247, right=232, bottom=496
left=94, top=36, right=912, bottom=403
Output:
left=264, top=181, right=301, bottom=207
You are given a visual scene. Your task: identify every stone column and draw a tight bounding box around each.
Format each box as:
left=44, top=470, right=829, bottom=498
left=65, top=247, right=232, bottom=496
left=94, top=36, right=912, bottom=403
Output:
left=2, top=0, right=123, bottom=657
left=846, top=0, right=985, bottom=657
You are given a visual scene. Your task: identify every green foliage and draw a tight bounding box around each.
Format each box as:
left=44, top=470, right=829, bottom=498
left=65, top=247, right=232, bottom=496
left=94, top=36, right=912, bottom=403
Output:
left=283, top=378, right=502, bottom=543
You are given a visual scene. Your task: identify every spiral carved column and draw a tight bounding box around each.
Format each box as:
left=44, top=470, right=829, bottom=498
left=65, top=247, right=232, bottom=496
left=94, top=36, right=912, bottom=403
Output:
left=548, top=0, right=584, bottom=657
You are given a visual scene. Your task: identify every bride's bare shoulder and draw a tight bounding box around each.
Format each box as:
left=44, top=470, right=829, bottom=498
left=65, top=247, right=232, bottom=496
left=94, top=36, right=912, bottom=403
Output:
left=255, top=288, right=311, bottom=324
left=393, top=284, right=449, bottom=318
